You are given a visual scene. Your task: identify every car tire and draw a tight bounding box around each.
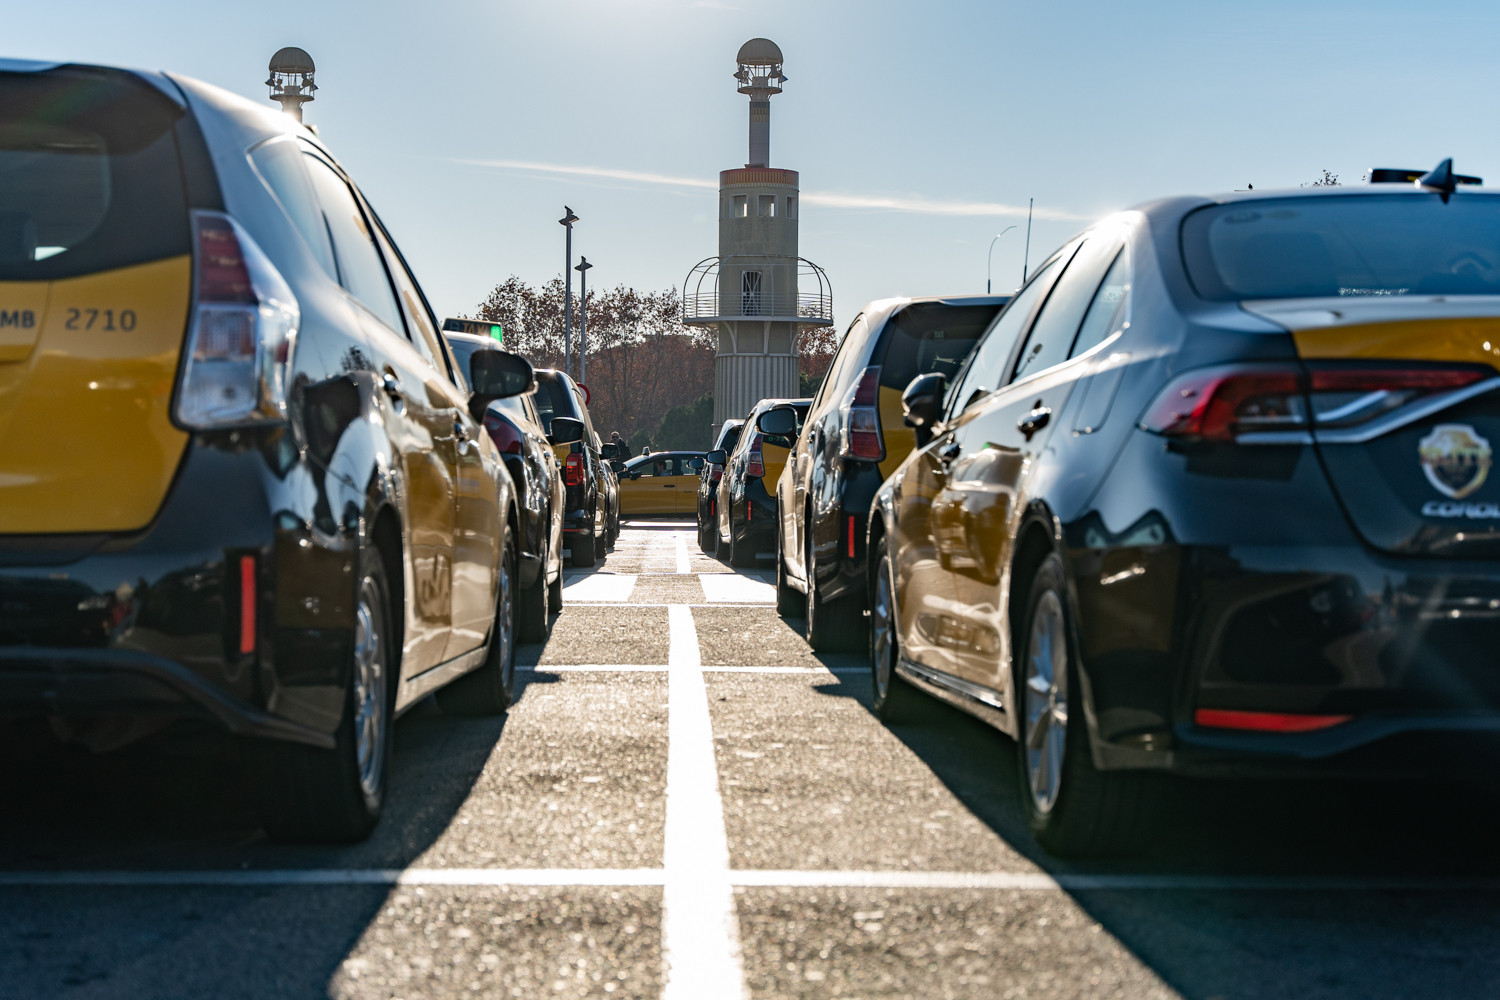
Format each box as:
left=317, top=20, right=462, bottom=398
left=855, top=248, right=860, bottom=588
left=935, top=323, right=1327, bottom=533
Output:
left=870, top=538, right=922, bottom=722
left=775, top=524, right=802, bottom=618
left=1017, top=552, right=1155, bottom=858
left=805, top=523, right=864, bottom=652
left=547, top=563, right=563, bottom=615
left=516, top=536, right=549, bottom=644
left=436, top=534, right=518, bottom=717
left=571, top=518, right=597, bottom=568
left=703, top=511, right=720, bottom=557
left=728, top=513, right=756, bottom=568
left=594, top=527, right=608, bottom=559
left=255, top=546, right=392, bottom=843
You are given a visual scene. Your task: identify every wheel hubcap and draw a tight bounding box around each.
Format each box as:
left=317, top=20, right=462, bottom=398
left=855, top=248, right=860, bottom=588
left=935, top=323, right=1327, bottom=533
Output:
left=1023, top=590, right=1068, bottom=814
left=496, top=555, right=514, bottom=686
left=352, top=578, right=386, bottom=799
left=871, top=560, right=895, bottom=702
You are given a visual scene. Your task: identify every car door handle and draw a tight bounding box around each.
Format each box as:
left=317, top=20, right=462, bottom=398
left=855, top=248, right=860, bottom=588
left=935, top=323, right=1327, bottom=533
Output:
left=381, top=373, right=404, bottom=408
left=1018, top=406, right=1051, bottom=440
left=453, top=419, right=473, bottom=454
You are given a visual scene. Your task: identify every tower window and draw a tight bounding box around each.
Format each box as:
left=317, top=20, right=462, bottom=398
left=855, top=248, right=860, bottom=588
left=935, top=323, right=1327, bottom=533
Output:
left=786, top=196, right=797, bottom=220
left=741, top=271, right=763, bottom=316
left=733, top=195, right=748, bottom=218
left=758, top=194, right=776, bottom=218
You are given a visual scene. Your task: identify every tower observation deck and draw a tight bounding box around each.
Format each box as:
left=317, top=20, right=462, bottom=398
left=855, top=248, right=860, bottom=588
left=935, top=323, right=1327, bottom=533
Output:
left=682, top=39, right=833, bottom=436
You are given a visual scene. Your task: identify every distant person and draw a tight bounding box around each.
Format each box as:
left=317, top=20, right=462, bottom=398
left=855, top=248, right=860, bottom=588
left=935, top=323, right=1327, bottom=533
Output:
left=611, top=431, right=632, bottom=459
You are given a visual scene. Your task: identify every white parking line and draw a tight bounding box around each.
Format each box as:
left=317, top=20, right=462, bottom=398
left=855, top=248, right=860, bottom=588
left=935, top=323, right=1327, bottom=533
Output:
left=560, top=573, right=638, bottom=603
left=676, top=533, right=691, bottom=574
left=662, top=604, right=748, bottom=1000
left=2, top=868, right=1496, bottom=892
left=518, top=665, right=866, bottom=675
left=699, top=574, right=777, bottom=604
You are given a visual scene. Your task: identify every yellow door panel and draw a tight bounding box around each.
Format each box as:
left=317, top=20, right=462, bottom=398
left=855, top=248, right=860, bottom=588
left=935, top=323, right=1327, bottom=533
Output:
left=618, top=474, right=658, bottom=515
left=672, top=473, right=697, bottom=513
left=878, top=385, right=916, bottom=481
left=761, top=443, right=792, bottom=492
left=0, top=256, right=192, bottom=534
left=1290, top=316, right=1500, bottom=370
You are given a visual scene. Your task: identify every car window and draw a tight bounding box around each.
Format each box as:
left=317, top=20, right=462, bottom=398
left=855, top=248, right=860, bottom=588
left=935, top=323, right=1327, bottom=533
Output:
left=716, top=422, right=744, bottom=452
left=878, top=302, right=1006, bottom=391
left=815, top=315, right=867, bottom=411
left=1010, top=238, right=1121, bottom=384
left=533, top=375, right=580, bottom=435
left=948, top=255, right=1066, bottom=414
left=302, top=154, right=405, bottom=334
left=369, top=212, right=458, bottom=386
left=1070, top=250, right=1130, bottom=358
left=248, top=139, right=337, bottom=280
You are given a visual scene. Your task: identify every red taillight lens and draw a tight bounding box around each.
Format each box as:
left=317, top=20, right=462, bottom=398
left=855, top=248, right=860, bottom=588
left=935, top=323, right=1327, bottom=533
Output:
left=1195, top=708, right=1352, bottom=732
left=746, top=433, right=765, bottom=479
left=711, top=467, right=723, bottom=484
left=840, top=366, right=885, bottom=461
left=197, top=215, right=257, bottom=305
left=238, top=555, right=256, bottom=655
left=1141, top=363, right=1491, bottom=442
left=847, top=515, right=857, bottom=559
left=564, top=451, right=585, bottom=486
left=483, top=412, right=524, bottom=454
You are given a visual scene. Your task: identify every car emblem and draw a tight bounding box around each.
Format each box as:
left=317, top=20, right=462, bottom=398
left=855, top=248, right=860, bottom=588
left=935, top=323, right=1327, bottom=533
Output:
left=1418, top=423, right=1492, bottom=500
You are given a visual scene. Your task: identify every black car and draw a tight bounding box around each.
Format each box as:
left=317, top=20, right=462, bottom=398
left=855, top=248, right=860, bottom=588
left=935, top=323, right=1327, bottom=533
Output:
left=445, top=331, right=568, bottom=640
left=712, top=398, right=810, bottom=567
left=696, top=419, right=745, bottom=552
left=871, top=170, right=1500, bottom=856
left=534, top=369, right=618, bottom=567
left=774, top=295, right=1007, bottom=649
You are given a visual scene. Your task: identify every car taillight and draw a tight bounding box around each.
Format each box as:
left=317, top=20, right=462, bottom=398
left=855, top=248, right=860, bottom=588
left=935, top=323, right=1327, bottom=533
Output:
left=840, top=366, right=885, bottom=461
left=711, top=466, right=723, bottom=484
left=1140, top=363, right=1489, bottom=442
left=1195, top=708, right=1352, bottom=732
left=174, top=211, right=299, bottom=429
left=483, top=412, right=524, bottom=454
left=564, top=451, right=585, bottom=486
left=746, top=433, right=765, bottom=479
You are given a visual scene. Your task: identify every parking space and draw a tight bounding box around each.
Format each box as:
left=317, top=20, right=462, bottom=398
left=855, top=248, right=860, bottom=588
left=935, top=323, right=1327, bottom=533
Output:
left=5, top=522, right=1500, bottom=999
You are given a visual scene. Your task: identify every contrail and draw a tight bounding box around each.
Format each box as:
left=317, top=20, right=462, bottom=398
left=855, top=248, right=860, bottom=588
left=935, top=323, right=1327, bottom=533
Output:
left=443, top=157, right=1090, bottom=221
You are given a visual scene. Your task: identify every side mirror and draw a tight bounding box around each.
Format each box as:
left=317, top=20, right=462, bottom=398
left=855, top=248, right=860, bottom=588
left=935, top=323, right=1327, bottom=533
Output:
left=757, top=407, right=799, bottom=437
left=467, top=348, right=535, bottom=421
left=688, top=456, right=705, bottom=471
left=902, top=372, right=947, bottom=449
left=706, top=449, right=728, bottom=466
left=610, top=459, right=626, bottom=473
left=600, top=442, right=618, bottom=459
left=548, top=416, right=584, bottom=446
left=629, top=471, right=642, bottom=480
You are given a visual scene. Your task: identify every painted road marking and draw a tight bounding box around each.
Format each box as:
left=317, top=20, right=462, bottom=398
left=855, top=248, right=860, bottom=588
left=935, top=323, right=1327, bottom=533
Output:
left=560, top=572, right=638, bottom=603
left=518, top=665, right=866, bottom=675
left=676, top=532, right=691, bottom=574
left=699, top=574, right=778, bottom=604
left=2, top=869, right=1496, bottom=891
left=662, top=604, right=748, bottom=999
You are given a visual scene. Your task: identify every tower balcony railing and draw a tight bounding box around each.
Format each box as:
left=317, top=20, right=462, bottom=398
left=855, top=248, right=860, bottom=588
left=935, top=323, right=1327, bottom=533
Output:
left=682, top=255, right=834, bottom=326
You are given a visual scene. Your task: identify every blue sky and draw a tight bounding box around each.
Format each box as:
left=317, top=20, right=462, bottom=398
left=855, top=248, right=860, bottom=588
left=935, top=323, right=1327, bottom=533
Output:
left=11, top=0, right=1500, bottom=333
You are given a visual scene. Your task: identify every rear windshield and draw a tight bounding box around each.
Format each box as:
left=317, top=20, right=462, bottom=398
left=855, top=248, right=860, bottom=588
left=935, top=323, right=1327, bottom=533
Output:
left=533, top=374, right=581, bottom=435
left=877, top=302, right=1005, bottom=390
left=0, top=68, right=189, bottom=281
left=1182, top=194, right=1500, bottom=300
left=715, top=421, right=744, bottom=452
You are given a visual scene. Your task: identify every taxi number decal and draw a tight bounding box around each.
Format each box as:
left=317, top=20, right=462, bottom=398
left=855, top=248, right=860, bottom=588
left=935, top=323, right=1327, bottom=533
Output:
left=64, top=308, right=137, bottom=332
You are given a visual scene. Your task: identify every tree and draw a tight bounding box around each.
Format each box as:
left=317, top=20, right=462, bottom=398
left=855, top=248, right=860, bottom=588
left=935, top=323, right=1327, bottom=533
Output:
left=471, top=277, right=715, bottom=441
left=650, top=392, right=715, bottom=451
left=1303, top=170, right=1341, bottom=187
left=797, top=323, right=839, bottom=398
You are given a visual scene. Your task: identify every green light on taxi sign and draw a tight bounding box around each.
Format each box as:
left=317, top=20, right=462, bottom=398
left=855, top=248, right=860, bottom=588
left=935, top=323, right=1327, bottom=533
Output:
left=490, top=324, right=503, bottom=343
left=442, top=317, right=504, bottom=345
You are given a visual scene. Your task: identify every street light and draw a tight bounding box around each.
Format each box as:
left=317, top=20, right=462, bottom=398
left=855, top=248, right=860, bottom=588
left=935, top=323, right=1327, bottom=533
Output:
left=987, top=226, right=1017, bottom=294
left=575, top=256, right=593, bottom=383
left=559, top=206, right=579, bottom=377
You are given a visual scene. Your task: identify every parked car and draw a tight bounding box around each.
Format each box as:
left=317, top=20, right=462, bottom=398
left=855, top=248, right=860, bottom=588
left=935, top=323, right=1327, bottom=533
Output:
left=696, top=419, right=745, bottom=552
left=870, top=166, right=1500, bottom=856
left=444, top=329, right=567, bottom=639
left=714, top=398, right=810, bottom=567
left=618, top=452, right=706, bottom=516
left=533, top=369, right=618, bottom=566
left=0, top=60, right=533, bottom=842
left=774, top=295, right=1008, bottom=649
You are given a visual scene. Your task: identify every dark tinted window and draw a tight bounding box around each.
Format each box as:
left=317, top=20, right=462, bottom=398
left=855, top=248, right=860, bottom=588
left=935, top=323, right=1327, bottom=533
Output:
left=878, top=302, right=1004, bottom=390
left=948, top=254, right=1067, bottom=413
left=304, top=155, right=405, bottom=332
left=533, top=374, right=581, bottom=435
left=1070, top=251, right=1129, bottom=358
left=1183, top=194, right=1500, bottom=299
left=1011, top=238, right=1121, bottom=383
left=715, top=421, right=744, bottom=452
left=0, top=68, right=188, bottom=281
left=249, top=139, right=336, bottom=279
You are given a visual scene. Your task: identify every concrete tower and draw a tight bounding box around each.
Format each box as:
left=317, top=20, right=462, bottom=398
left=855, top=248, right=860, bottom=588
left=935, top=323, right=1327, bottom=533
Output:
left=684, top=38, right=833, bottom=437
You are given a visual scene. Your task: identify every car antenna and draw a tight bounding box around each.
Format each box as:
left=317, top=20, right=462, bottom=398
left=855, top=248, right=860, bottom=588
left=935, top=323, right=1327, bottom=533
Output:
left=1418, top=158, right=1459, bottom=202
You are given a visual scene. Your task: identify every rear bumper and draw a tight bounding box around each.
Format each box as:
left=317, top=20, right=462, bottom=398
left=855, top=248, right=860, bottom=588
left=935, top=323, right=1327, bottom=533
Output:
left=732, top=479, right=778, bottom=550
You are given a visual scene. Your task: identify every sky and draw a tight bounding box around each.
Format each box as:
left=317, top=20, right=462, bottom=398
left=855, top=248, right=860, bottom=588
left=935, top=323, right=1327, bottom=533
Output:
left=10, top=0, right=1500, bottom=334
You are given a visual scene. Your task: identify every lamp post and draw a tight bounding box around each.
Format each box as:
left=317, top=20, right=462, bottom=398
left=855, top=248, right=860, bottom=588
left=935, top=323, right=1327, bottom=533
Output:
left=559, top=206, right=579, bottom=377
left=986, top=225, right=1017, bottom=294
left=575, top=257, right=593, bottom=383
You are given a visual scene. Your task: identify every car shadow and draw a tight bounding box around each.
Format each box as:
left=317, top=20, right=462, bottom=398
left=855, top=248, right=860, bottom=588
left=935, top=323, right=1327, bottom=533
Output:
left=0, top=683, right=517, bottom=997
left=809, top=671, right=1500, bottom=999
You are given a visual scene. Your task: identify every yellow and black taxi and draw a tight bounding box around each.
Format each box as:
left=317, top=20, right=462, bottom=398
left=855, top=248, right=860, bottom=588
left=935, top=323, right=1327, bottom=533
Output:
left=0, top=59, right=533, bottom=842
left=618, top=451, right=705, bottom=517
left=695, top=418, right=745, bottom=552
left=715, top=398, right=809, bottom=567
left=774, top=296, right=1008, bottom=648
left=870, top=162, right=1500, bottom=855
left=533, top=369, right=618, bottom=567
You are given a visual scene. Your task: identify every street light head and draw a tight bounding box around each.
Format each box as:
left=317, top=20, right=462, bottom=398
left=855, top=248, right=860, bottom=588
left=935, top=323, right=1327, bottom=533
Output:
left=560, top=207, right=579, bottom=226
left=575, top=257, right=593, bottom=273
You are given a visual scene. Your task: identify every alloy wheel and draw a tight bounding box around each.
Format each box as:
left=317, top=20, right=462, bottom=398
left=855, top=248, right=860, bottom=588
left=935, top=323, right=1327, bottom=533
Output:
left=871, top=557, right=896, bottom=703
left=1023, top=590, right=1068, bottom=815
left=351, top=575, right=387, bottom=800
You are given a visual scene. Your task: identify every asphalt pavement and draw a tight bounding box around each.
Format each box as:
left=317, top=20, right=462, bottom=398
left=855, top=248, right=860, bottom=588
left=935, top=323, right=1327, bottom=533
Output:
left=3, top=521, right=1500, bottom=999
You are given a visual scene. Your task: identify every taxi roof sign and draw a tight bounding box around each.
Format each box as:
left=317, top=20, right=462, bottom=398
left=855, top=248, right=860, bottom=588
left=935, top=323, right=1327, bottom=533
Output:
left=442, top=317, right=504, bottom=343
